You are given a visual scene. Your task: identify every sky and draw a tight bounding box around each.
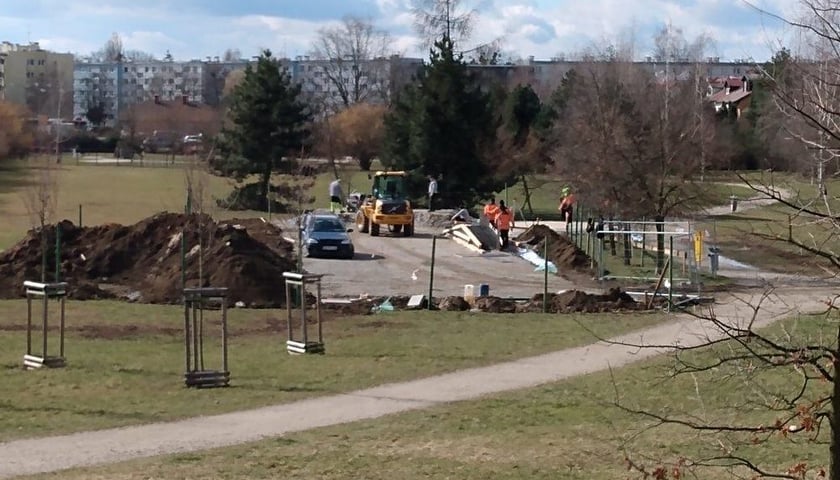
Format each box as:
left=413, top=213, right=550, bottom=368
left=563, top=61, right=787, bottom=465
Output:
left=0, top=0, right=798, bottom=63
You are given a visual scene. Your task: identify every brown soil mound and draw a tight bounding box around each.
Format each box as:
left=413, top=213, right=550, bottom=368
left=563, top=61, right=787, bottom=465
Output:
left=0, top=213, right=297, bottom=307
left=474, top=296, right=517, bottom=313
left=515, top=225, right=593, bottom=273
left=438, top=296, right=470, bottom=311
left=524, top=288, right=639, bottom=313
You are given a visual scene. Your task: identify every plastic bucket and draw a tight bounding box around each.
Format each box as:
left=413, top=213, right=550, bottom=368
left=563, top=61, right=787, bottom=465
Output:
left=463, top=284, right=475, bottom=305
left=479, top=284, right=490, bottom=297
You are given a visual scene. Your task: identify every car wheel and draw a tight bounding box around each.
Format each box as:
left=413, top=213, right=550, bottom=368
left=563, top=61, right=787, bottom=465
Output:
left=357, top=212, right=369, bottom=233
left=370, top=222, right=380, bottom=237
left=392, top=224, right=403, bottom=234
left=403, top=222, right=414, bottom=237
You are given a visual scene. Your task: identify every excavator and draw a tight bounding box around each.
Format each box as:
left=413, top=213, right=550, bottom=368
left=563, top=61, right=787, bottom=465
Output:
left=355, top=171, right=415, bottom=237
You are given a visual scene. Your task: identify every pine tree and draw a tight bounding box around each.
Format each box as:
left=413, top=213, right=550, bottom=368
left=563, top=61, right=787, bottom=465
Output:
left=217, top=50, right=311, bottom=210
left=382, top=36, right=503, bottom=208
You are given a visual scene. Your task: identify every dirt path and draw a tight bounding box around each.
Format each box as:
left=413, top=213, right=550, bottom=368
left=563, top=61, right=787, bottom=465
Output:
left=0, top=287, right=829, bottom=479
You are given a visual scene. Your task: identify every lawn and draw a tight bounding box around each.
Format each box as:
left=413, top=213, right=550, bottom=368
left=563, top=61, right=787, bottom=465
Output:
left=34, top=312, right=832, bottom=480
left=501, top=174, right=756, bottom=221
left=0, top=160, right=267, bottom=251
left=0, top=299, right=664, bottom=441
left=697, top=171, right=840, bottom=274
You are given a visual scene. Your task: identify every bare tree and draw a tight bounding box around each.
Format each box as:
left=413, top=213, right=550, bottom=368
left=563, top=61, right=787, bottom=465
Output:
left=652, top=22, right=692, bottom=62
left=411, top=0, right=502, bottom=56
left=553, top=60, right=717, bottom=270
left=222, top=48, right=242, bottom=62
left=606, top=288, right=835, bottom=479
left=329, top=103, right=387, bottom=170
left=100, top=33, right=124, bottom=62
left=605, top=3, right=840, bottom=478
left=0, top=101, right=33, bottom=159
left=412, top=0, right=476, bottom=50
left=310, top=16, right=393, bottom=109
left=21, top=155, right=60, bottom=282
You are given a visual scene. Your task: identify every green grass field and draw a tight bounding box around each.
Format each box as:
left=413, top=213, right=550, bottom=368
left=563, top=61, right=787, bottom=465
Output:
left=0, top=160, right=266, bottom=251
left=697, top=172, right=840, bottom=274
left=0, top=299, right=664, bottom=441
left=29, top=313, right=831, bottom=480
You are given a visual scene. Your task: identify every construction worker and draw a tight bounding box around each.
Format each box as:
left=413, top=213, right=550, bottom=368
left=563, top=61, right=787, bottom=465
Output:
left=483, top=198, right=500, bottom=229
left=495, top=200, right=514, bottom=250
left=427, top=175, right=438, bottom=211
left=329, top=178, right=343, bottom=213
left=558, top=187, right=575, bottom=223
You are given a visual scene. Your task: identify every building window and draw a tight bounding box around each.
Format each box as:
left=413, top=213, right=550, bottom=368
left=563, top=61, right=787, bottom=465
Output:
left=27, top=59, right=34, bottom=65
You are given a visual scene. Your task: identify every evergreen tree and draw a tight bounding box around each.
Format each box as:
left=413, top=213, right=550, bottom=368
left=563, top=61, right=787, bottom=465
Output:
left=382, top=36, right=502, bottom=208
left=217, top=50, right=311, bottom=210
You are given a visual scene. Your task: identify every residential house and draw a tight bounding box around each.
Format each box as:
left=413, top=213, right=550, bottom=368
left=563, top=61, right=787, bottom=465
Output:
left=707, top=75, right=753, bottom=118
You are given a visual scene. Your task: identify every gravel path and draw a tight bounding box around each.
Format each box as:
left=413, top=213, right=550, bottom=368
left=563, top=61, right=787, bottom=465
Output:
left=0, top=287, right=829, bottom=479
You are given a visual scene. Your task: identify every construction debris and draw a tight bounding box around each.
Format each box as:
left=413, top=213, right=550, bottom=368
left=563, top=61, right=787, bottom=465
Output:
left=442, top=224, right=501, bottom=252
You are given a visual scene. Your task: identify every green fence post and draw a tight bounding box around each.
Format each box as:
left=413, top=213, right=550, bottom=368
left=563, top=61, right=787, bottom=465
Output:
left=543, top=236, right=549, bottom=313
left=641, top=219, right=646, bottom=268
left=78, top=204, right=83, bottom=228
left=180, top=230, right=186, bottom=291
left=428, top=236, right=437, bottom=311
left=55, top=223, right=61, bottom=282
left=668, top=236, right=674, bottom=310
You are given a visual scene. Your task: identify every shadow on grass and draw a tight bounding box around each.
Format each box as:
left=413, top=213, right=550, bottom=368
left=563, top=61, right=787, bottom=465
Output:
left=0, top=161, right=34, bottom=194
left=0, top=399, right=159, bottom=422
left=708, top=214, right=775, bottom=222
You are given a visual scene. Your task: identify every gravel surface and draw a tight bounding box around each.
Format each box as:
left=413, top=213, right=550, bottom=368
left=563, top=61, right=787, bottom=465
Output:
left=0, top=288, right=830, bottom=479
left=280, top=220, right=580, bottom=299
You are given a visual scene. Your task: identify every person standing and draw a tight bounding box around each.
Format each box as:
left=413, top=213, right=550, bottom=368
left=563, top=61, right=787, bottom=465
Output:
left=427, top=175, right=438, bottom=211
left=495, top=200, right=514, bottom=250
left=483, top=198, right=500, bottom=229
left=558, top=187, right=575, bottom=223
left=329, top=178, right=343, bottom=213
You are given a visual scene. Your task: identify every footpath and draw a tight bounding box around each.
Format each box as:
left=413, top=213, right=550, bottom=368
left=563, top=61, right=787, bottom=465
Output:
left=0, top=287, right=830, bottom=479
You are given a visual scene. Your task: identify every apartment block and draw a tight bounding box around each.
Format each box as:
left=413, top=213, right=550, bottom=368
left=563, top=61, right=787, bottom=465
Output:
left=0, top=41, right=73, bottom=118
left=73, top=58, right=227, bottom=124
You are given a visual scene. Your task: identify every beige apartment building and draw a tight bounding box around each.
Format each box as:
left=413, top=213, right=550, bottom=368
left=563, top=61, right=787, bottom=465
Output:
left=0, top=42, right=73, bottom=118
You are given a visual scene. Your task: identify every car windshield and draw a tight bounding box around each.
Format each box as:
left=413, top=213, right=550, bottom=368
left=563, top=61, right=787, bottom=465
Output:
left=312, top=218, right=345, bottom=232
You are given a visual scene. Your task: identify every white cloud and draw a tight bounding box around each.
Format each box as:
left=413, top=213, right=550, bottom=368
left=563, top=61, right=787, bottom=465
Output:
left=1, top=0, right=797, bottom=62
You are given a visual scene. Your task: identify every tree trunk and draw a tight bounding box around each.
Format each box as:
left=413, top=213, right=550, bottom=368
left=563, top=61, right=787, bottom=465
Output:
left=654, top=214, right=665, bottom=273
left=41, top=228, right=47, bottom=283
left=358, top=155, right=373, bottom=171
left=260, top=161, right=272, bottom=212
left=831, top=324, right=840, bottom=480
left=520, top=175, right=534, bottom=216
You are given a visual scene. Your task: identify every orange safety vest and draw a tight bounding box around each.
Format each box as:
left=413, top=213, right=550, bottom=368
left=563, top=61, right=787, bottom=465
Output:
left=495, top=209, right=513, bottom=230
left=483, top=203, right=499, bottom=219
left=559, top=193, right=576, bottom=209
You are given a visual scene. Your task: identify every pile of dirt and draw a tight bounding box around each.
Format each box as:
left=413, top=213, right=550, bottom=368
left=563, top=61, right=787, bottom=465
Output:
left=474, top=296, right=518, bottom=313
left=524, top=288, right=639, bottom=313
left=515, top=225, right=594, bottom=273
left=438, top=296, right=471, bottom=311
left=0, top=213, right=297, bottom=307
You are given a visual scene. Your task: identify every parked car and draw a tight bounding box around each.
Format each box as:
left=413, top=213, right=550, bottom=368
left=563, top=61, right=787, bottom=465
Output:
left=302, top=213, right=355, bottom=259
